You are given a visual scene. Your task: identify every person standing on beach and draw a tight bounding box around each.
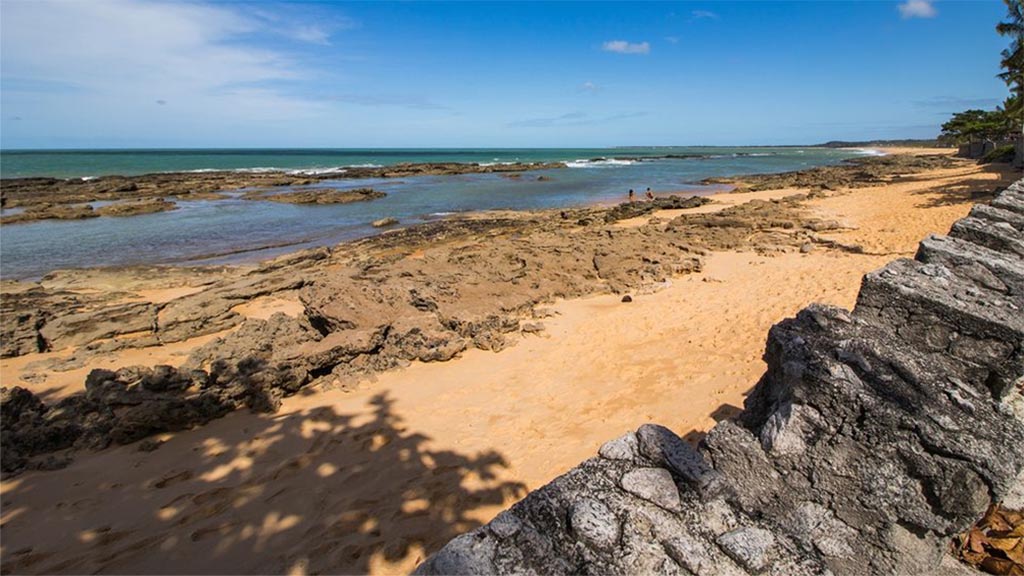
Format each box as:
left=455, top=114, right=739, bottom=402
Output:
left=645, top=187, right=654, bottom=200
left=628, top=189, right=635, bottom=203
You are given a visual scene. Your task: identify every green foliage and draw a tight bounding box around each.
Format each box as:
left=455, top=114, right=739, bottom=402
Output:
left=980, top=144, right=1016, bottom=163
left=996, top=0, right=1023, bottom=138
left=939, top=109, right=1011, bottom=144
left=997, top=0, right=1023, bottom=97
left=939, top=2, right=1023, bottom=145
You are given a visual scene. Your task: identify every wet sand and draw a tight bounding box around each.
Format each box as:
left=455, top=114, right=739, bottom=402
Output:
left=0, top=152, right=1018, bottom=575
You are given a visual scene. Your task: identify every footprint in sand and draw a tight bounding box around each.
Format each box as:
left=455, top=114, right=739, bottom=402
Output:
left=151, top=469, right=193, bottom=489
left=190, top=521, right=239, bottom=543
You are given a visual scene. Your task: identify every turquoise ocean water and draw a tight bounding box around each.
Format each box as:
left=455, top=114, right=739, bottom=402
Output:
left=0, top=147, right=874, bottom=279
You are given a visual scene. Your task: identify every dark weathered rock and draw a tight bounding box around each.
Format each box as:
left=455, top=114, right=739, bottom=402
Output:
left=419, top=181, right=1024, bottom=576
left=95, top=198, right=177, bottom=217
left=950, top=216, right=1024, bottom=258
left=603, top=195, right=711, bottom=223
left=372, top=217, right=399, bottom=228
left=244, top=188, right=385, bottom=205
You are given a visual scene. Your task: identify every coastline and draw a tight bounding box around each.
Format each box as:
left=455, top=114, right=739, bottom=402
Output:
left=1, top=150, right=1018, bottom=574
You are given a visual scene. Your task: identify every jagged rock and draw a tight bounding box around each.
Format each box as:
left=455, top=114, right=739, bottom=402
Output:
left=620, top=468, right=683, bottom=512
left=637, top=423, right=726, bottom=498
left=569, top=498, right=620, bottom=549
left=488, top=512, right=522, bottom=539
left=414, top=530, right=497, bottom=575
left=372, top=217, right=399, bottom=228
left=716, top=527, right=776, bottom=574
left=95, top=198, right=177, bottom=217
left=245, top=188, right=386, bottom=205
left=38, top=301, right=156, bottom=350
left=970, top=203, right=1024, bottom=230
left=599, top=431, right=639, bottom=460
left=604, top=195, right=711, bottom=223
left=662, top=534, right=714, bottom=574
left=950, top=216, right=1024, bottom=257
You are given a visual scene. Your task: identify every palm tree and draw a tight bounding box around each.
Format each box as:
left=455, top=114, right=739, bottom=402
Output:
left=996, top=0, right=1024, bottom=165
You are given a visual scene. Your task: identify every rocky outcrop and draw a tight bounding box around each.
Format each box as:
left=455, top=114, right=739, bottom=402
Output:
left=242, top=187, right=386, bottom=204
left=95, top=197, right=178, bottom=217
left=702, top=154, right=966, bottom=192
left=0, top=162, right=565, bottom=214
left=0, top=190, right=913, bottom=474
left=417, top=180, right=1024, bottom=575
left=1, top=366, right=233, bottom=473
left=0, top=203, right=99, bottom=224
left=603, top=195, right=711, bottom=222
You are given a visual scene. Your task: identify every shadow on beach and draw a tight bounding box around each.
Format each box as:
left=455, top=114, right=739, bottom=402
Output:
left=908, top=162, right=1021, bottom=209
left=0, top=392, right=526, bottom=575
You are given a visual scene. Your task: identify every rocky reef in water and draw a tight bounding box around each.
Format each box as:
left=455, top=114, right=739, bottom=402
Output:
left=241, top=187, right=386, bottom=204
left=0, top=190, right=860, bottom=475
left=416, top=180, right=1024, bottom=575
left=702, top=154, right=964, bottom=192
left=0, top=162, right=565, bottom=223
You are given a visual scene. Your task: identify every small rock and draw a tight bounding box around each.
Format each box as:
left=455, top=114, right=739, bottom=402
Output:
left=372, top=217, right=399, bottom=228
left=599, top=431, right=638, bottom=460
left=415, top=530, right=496, bottom=575
left=620, top=468, right=682, bottom=512
left=521, top=322, right=545, bottom=334
left=138, top=438, right=163, bottom=452
left=800, top=242, right=813, bottom=253
left=716, top=526, right=775, bottom=574
left=663, top=535, right=713, bottom=574
left=569, top=498, right=620, bottom=550
left=637, top=423, right=727, bottom=499
left=621, top=295, right=633, bottom=303
left=489, top=511, right=522, bottom=539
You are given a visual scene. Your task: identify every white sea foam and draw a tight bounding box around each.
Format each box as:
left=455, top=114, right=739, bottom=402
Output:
left=565, top=158, right=636, bottom=168
left=852, top=148, right=887, bottom=157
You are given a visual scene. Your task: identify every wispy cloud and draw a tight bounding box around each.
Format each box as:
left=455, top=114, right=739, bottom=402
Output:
left=579, top=81, right=600, bottom=93
left=508, top=111, right=646, bottom=128
left=248, top=7, right=357, bottom=46
left=325, top=93, right=449, bottom=111
left=898, top=0, right=937, bottom=19
left=1, top=0, right=330, bottom=126
left=287, top=25, right=332, bottom=45
left=912, top=96, right=999, bottom=109
left=691, top=10, right=720, bottom=20
left=602, top=40, right=650, bottom=55
left=665, top=36, right=680, bottom=44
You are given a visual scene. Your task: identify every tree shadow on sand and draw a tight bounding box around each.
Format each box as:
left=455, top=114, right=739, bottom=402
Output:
left=0, top=392, right=526, bottom=575
left=908, top=164, right=1020, bottom=209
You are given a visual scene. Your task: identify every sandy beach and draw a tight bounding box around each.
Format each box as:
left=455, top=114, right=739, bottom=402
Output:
left=1, top=151, right=1019, bottom=575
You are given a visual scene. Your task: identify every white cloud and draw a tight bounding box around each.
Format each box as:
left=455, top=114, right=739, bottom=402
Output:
left=898, top=0, right=937, bottom=19
left=602, top=40, right=650, bottom=55
left=287, top=25, right=332, bottom=45
left=508, top=111, right=645, bottom=128
left=691, top=10, right=719, bottom=20
left=0, top=0, right=347, bottom=146
left=579, top=81, right=600, bottom=92
left=665, top=36, right=680, bottom=44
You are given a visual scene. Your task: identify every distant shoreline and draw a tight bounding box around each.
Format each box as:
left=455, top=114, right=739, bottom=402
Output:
left=0, top=145, right=880, bottom=179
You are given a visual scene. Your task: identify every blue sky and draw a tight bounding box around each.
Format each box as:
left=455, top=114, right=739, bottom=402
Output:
left=0, top=0, right=1012, bottom=148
